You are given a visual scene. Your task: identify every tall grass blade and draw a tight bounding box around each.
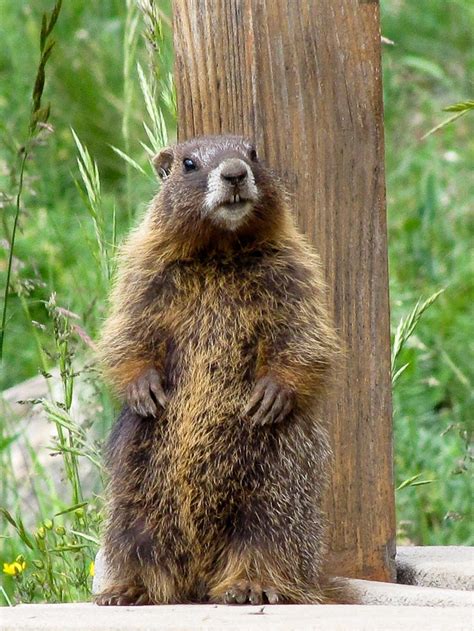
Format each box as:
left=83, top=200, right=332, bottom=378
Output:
left=71, top=128, right=111, bottom=283
left=391, top=289, right=444, bottom=383
left=110, top=144, right=150, bottom=177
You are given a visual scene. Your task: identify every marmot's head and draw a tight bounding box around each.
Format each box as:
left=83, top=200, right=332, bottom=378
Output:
left=152, top=135, right=285, bottom=235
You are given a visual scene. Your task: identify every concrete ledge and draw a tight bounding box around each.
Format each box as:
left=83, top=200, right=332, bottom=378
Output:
left=1, top=603, right=472, bottom=631
left=343, top=578, right=473, bottom=607
left=397, top=546, right=474, bottom=591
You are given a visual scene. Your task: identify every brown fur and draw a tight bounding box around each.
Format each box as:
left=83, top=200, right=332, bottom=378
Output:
left=96, top=135, right=339, bottom=605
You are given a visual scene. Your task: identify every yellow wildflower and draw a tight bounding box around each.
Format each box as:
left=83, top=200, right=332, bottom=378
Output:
left=3, top=560, right=26, bottom=576
left=89, top=561, right=95, bottom=577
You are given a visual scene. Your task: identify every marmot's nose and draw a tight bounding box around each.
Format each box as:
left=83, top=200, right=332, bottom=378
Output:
left=220, top=159, right=248, bottom=186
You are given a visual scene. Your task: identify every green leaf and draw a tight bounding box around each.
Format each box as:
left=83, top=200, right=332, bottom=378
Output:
left=422, top=100, right=473, bottom=139
left=396, top=473, right=422, bottom=491
left=0, top=508, right=35, bottom=549
left=50, top=544, right=89, bottom=552
left=401, top=55, right=448, bottom=83
left=54, top=501, right=88, bottom=517
left=70, top=530, right=100, bottom=545
left=411, top=479, right=437, bottom=487
left=47, top=0, right=63, bottom=37
left=0, top=432, right=21, bottom=452
left=392, top=362, right=409, bottom=385
left=443, top=99, right=474, bottom=113
left=396, top=474, right=437, bottom=491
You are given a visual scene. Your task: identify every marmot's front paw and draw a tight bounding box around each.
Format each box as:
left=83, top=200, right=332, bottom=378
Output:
left=244, top=374, right=294, bottom=425
left=126, top=367, right=167, bottom=418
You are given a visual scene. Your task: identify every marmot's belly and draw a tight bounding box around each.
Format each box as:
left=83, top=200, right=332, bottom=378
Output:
left=164, top=321, right=258, bottom=423
left=164, top=350, right=255, bottom=453
left=156, top=331, right=268, bottom=505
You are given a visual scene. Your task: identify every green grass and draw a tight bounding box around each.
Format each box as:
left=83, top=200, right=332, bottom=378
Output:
left=0, top=0, right=173, bottom=604
left=382, top=0, right=473, bottom=545
left=0, top=0, right=472, bottom=604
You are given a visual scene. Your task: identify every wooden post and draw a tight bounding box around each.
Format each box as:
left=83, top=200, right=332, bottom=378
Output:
left=172, top=0, right=396, bottom=581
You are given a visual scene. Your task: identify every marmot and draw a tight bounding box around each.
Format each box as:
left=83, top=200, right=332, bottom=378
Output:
left=96, top=135, right=339, bottom=606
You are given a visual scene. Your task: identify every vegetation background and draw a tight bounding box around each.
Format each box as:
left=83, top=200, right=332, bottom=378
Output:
left=0, top=0, right=472, bottom=604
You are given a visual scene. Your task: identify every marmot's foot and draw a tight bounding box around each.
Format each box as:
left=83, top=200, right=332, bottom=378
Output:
left=244, top=374, right=294, bottom=425
left=126, top=367, right=167, bottom=417
left=223, top=580, right=280, bottom=605
left=95, top=584, right=151, bottom=606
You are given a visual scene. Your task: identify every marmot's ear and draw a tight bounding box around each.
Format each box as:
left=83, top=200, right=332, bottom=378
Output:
left=153, top=147, right=174, bottom=180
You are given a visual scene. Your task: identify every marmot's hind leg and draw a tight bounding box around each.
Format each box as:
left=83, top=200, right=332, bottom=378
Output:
left=94, top=555, right=184, bottom=605
left=207, top=546, right=323, bottom=605
left=207, top=477, right=326, bottom=605
left=97, top=528, right=186, bottom=605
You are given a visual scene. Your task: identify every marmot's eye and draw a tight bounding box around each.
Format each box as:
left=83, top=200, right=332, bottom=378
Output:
left=183, top=158, right=197, bottom=172
left=249, top=148, right=258, bottom=162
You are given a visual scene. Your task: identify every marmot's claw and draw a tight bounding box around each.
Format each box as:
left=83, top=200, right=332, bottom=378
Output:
left=222, top=581, right=280, bottom=605
left=245, top=375, right=293, bottom=425
left=126, top=367, right=167, bottom=418
left=265, top=588, right=280, bottom=604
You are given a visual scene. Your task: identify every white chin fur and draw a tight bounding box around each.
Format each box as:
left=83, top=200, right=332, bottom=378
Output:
left=213, top=202, right=253, bottom=231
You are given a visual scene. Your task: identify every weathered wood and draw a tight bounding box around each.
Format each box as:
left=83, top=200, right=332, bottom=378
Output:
left=172, top=0, right=395, bottom=581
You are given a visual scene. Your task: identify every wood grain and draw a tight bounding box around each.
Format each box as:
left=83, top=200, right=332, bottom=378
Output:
left=172, top=0, right=396, bottom=581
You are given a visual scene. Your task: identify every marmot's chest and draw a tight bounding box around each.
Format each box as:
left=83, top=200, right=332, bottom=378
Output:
left=155, top=259, right=280, bottom=387
left=157, top=258, right=281, bottom=334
